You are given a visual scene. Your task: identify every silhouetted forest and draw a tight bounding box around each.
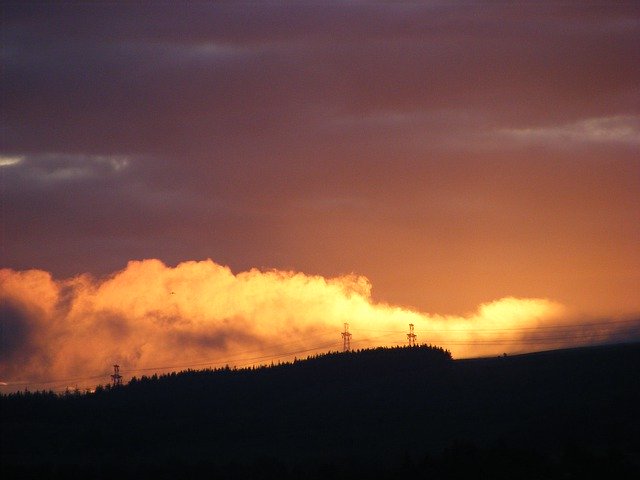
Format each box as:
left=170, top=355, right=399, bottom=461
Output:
left=2, top=343, right=639, bottom=479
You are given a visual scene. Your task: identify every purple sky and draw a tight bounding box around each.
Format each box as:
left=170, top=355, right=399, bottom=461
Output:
left=2, top=2, right=639, bottom=316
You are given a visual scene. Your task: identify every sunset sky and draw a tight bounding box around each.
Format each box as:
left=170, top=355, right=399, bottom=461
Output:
left=1, top=3, right=639, bottom=389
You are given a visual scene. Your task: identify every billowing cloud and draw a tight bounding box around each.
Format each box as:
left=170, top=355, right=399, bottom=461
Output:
left=2, top=259, right=637, bottom=392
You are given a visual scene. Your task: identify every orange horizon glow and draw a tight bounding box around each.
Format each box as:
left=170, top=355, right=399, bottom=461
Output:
left=2, top=258, right=637, bottom=393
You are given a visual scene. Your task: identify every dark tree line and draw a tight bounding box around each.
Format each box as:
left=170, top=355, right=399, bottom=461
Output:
left=2, top=343, right=639, bottom=479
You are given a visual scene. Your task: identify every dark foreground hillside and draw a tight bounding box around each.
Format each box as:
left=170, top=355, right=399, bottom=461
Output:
left=2, top=343, right=640, bottom=479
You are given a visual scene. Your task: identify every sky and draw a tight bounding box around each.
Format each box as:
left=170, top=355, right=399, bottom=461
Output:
left=1, top=2, right=639, bottom=390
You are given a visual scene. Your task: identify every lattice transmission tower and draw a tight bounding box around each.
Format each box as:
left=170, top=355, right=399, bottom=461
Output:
left=111, top=364, right=122, bottom=387
left=407, top=323, right=417, bottom=347
left=341, top=323, right=352, bottom=352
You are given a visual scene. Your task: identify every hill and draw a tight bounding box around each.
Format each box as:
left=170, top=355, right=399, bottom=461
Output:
left=2, top=343, right=639, bottom=479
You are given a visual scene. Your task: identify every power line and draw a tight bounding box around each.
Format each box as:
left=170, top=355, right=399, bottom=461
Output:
left=352, top=318, right=639, bottom=334
left=2, top=373, right=108, bottom=388
left=442, top=335, right=635, bottom=346
left=119, top=331, right=339, bottom=374
left=3, top=319, right=638, bottom=391
left=234, top=341, right=341, bottom=369
left=1, top=334, right=398, bottom=391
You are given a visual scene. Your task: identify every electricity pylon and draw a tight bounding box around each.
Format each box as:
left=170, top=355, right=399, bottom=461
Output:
left=342, top=323, right=352, bottom=352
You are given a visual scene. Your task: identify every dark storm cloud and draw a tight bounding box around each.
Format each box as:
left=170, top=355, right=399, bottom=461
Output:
left=4, top=2, right=637, bottom=156
left=1, top=2, right=639, bottom=316
left=0, top=301, right=33, bottom=363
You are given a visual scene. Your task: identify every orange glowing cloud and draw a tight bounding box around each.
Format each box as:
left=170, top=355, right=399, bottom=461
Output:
left=1, top=259, right=637, bottom=391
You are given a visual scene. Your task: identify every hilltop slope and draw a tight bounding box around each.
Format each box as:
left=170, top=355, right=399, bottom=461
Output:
left=2, top=344, right=639, bottom=479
